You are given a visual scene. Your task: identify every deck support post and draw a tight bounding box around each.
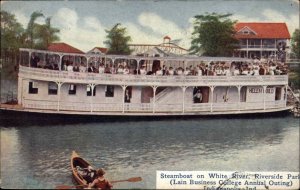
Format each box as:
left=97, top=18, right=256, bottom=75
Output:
left=56, top=82, right=62, bottom=111
left=122, top=85, right=127, bottom=113
left=237, top=85, right=241, bottom=111
left=152, top=86, right=157, bottom=113
left=285, top=85, right=288, bottom=106
left=263, top=85, right=267, bottom=110
left=182, top=86, right=186, bottom=113
left=136, top=59, right=141, bottom=74
left=59, top=53, right=64, bottom=71
left=89, top=84, right=95, bottom=112
left=246, top=39, right=249, bottom=58
left=18, top=77, right=23, bottom=105
left=210, top=86, right=215, bottom=112
left=28, top=51, right=32, bottom=67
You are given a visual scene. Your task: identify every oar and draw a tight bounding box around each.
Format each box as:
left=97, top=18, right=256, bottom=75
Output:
left=55, top=184, right=86, bottom=189
left=111, top=176, right=142, bottom=183
left=56, top=177, right=142, bottom=189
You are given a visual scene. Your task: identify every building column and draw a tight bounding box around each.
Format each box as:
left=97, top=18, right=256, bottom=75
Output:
left=152, top=86, right=157, bottom=113
left=210, top=86, right=215, bottom=112
left=182, top=86, right=186, bottom=113
left=263, top=85, right=267, bottom=110
left=59, top=54, right=64, bottom=71
left=122, top=85, right=127, bottom=113
left=56, top=82, right=62, bottom=111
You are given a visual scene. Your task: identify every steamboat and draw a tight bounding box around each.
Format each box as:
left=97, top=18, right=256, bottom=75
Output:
left=0, top=47, right=291, bottom=116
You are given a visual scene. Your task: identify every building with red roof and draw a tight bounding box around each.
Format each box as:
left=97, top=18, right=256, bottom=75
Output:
left=47, top=42, right=84, bottom=54
left=234, top=22, right=290, bottom=59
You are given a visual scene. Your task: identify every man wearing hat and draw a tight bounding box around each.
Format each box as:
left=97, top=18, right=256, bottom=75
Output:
left=88, top=168, right=113, bottom=190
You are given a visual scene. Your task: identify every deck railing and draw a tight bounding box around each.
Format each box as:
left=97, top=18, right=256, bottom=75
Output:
left=22, top=99, right=287, bottom=114
left=19, top=66, right=288, bottom=86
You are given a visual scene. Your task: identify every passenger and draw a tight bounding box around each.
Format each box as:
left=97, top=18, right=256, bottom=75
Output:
left=259, top=65, right=265, bottom=75
left=88, top=168, right=113, bottom=190
left=193, top=90, right=203, bottom=103
left=79, top=63, right=86, bottom=72
left=156, top=67, right=163, bottom=76
left=233, top=67, right=240, bottom=76
left=253, top=67, right=259, bottom=75
left=197, top=66, right=202, bottom=76
left=184, top=67, right=190, bottom=76
left=98, top=64, right=105, bottom=74
left=123, top=66, right=130, bottom=75
left=224, top=66, right=231, bottom=76
left=73, top=64, right=80, bottom=72
left=176, top=67, right=183, bottom=75
left=140, top=66, right=147, bottom=75
left=67, top=63, right=74, bottom=72
left=241, top=68, right=248, bottom=75
left=167, top=67, right=174, bottom=75
left=117, top=65, right=124, bottom=74
left=88, top=63, right=96, bottom=73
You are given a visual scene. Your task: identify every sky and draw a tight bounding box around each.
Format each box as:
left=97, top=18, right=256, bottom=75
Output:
left=1, top=0, right=299, bottom=52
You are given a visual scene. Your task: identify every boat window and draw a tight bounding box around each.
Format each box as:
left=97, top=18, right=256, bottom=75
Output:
left=105, top=85, right=114, bottom=97
left=69, top=84, right=77, bottom=95
left=28, top=81, right=38, bottom=94
left=87, top=86, right=96, bottom=96
left=48, top=82, right=58, bottom=95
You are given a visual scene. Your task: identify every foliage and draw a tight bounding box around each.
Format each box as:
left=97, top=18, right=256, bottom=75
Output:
left=34, top=17, right=60, bottom=49
left=189, top=13, right=239, bottom=56
left=25, top=11, right=44, bottom=48
left=291, top=29, right=300, bottom=59
left=1, top=11, right=24, bottom=53
left=104, top=23, right=132, bottom=55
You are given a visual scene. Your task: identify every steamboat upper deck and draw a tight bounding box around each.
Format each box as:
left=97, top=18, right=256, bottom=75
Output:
left=1, top=48, right=290, bottom=116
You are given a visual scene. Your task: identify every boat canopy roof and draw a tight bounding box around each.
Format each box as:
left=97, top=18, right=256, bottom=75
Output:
left=20, top=48, right=253, bottom=63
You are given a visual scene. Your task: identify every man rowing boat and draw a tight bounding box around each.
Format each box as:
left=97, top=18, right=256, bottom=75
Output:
left=88, top=168, right=113, bottom=190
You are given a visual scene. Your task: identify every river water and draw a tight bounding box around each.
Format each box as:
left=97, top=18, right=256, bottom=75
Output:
left=0, top=114, right=299, bottom=189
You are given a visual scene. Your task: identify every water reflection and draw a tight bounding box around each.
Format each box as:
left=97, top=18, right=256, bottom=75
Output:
left=1, top=116, right=299, bottom=189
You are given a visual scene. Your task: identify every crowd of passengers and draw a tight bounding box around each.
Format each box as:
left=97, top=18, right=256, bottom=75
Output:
left=30, top=54, right=288, bottom=76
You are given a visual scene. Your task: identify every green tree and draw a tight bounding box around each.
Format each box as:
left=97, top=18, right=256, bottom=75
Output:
left=104, top=23, right=132, bottom=55
left=189, top=13, right=239, bottom=56
left=26, top=11, right=44, bottom=48
left=291, top=29, right=300, bottom=59
left=34, top=17, right=60, bottom=49
left=0, top=10, right=25, bottom=79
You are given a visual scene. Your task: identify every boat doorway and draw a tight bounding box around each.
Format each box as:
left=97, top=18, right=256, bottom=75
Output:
left=192, top=87, right=210, bottom=103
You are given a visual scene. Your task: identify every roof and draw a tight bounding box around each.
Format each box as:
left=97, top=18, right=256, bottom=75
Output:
left=93, top=47, right=108, bottom=54
left=163, top=35, right=171, bottom=40
left=47, top=42, right=84, bottom=54
left=235, top=23, right=291, bottom=39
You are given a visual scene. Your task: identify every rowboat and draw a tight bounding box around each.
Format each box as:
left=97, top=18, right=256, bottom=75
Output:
left=71, top=151, right=93, bottom=187
left=67, top=151, right=142, bottom=190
